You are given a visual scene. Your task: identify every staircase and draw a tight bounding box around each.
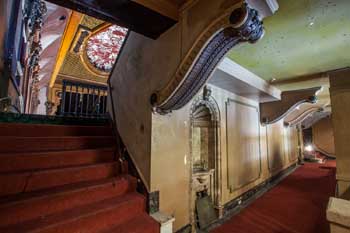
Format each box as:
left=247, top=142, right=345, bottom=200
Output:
left=0, top=122, right=159, bottom=233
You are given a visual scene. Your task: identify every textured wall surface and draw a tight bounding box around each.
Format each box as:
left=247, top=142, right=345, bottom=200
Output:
left=312, top=117, right=335, bottom=156
left=150, top=85, right=299, bottom=230
left=108, top=0, right=299, bottom=230
left=329, top=69, right=350, bottom=198
left=109, top=0, right=242, bottom=189
left=226, top=98, right=261, bottom=192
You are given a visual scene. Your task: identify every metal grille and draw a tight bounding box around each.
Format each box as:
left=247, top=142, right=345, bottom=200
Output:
left=58, top=80, right=108, bottom=118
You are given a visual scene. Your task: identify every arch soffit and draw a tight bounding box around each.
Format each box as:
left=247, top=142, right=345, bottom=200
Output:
left=190, top=88, right=221, bottom=123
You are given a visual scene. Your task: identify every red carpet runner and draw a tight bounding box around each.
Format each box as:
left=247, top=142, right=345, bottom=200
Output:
left=212, top=161, right=336, bottom=233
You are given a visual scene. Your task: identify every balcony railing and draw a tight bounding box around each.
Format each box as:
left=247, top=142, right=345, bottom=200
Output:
left=57, top=80, right=108, bottom=118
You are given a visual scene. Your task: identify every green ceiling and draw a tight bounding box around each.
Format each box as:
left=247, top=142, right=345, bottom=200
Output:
left=227, top=0, right=350, bottom=81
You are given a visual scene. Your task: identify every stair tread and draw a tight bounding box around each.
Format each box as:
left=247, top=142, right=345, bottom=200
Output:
left=0, top=192, right=145, bottom=233
left=0, top=123, right=113, bottom=137
left=100, top=213, right=159, bottom=233
left=0, top=135, right=114, bottom=139
left=0, top=136, right=115, bottom=153
left=0, top=147, right=116, bottom=173
left=0, top=161, right=118, bottom=176
left=0, top=162, right=120, bottom=197
left=0, top=147, right=115, bottom=157
left=0, top=174, right=133, bottom=206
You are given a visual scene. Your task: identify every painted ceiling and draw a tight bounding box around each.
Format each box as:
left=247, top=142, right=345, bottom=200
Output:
left=86, top=25, right=128, bottom=72
left=227, top=0, right=350, bottom=81
left=58, top=15, right=128, bottom=84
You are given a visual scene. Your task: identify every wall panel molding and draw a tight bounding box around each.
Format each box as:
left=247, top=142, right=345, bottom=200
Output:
left=225, top=98, right=262, bottom=193
left=266, top=121, right=286, bottom=173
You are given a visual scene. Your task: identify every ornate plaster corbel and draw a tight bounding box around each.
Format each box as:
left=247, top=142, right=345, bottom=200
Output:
left=151, top=3, right=265, bottom=114
left=260, top=87, right=322, bottom=125
left=284, top=106, right=324, bottom=127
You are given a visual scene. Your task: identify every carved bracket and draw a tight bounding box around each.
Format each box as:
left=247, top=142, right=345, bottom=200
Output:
left=151, top=3, right=264, bottom=114
left=260, top=87, right=322, bottom=125
left=284, top=105, right=324, bottom=127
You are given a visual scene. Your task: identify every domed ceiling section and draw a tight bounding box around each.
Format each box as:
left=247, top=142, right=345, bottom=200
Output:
left=86, top=25, right=128, bottom=72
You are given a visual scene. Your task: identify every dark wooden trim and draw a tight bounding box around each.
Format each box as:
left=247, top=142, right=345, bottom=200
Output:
left=45, top=0, right=177, bottom=39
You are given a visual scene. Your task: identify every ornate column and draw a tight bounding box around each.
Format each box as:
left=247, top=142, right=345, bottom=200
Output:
left=329, top=68, right=350, bottom=199
left=23, top=0, right=47, bottom=113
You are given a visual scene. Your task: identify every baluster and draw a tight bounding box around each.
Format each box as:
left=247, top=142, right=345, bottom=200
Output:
left=86, top=87, right=90, bottom=116
left=97, top=88, right=101, bottom=116
left=61, top=80, right=67, bottom=116
left=80, top=86, right=84, bottom=116
left=68, top=84, right=73, bottom=116
left=92, top=87, right=96, bottom=117
left=103, top=93, right=107, bottom=114
left=100, top=91, right=105, bottom=115
left=75, top=84, right=79, bottom=116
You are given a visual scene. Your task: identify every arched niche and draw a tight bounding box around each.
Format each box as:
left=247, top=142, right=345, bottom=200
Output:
left=191, top=100, right=218, bottom=172
left=189, top=87, right=223, bottom=229
left=151, top=3, right=264, bottom=114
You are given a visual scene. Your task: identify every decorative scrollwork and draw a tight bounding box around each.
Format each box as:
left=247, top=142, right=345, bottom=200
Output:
left=26, top=0, right=47, bottom=36
left=151, top=3, right=264, bottom=114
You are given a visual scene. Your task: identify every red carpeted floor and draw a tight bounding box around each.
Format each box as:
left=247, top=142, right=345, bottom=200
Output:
left=212, top=161, right=336, bottom=233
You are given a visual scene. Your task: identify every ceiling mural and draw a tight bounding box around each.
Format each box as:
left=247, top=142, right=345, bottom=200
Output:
left=57, top=15, right=128, bottom=84
left=86, top=25, right=128, bottom=72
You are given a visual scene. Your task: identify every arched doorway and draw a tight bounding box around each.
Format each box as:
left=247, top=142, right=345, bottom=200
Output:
left=190, top=86, right=221, bottom=230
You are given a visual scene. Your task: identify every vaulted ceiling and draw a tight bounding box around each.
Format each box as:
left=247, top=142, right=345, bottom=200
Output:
left=227, top=0, right=350, bottom=82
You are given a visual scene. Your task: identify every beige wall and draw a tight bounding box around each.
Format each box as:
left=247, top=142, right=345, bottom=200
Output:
left=151, top=104, right=192, bottom=231
left=108, top=0, right=298, bottom=230
left=329, top=69, right=350, bottom=198
left=312, top=117, right=335, bottom=156
left=108, top=0, right=244, bottom=190
left=150, top=85, right=299, bottom=231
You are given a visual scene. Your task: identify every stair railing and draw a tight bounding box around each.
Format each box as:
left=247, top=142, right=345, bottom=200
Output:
left=58, top=80, right=108, bottom=118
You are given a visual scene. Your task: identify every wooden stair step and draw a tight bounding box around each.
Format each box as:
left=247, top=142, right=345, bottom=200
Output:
left=0, top=123, right=113, bottom=137
left=0, top=192, right=146, bottom=233
left=0, top=136, right=115, bottom=153
left=99, top=213, right=160, bottom=233
left=0, top=147, right=115, bottom=173
left=0, top=162, right=120, bottom=197
left=0, top=175, right=136, bottom=226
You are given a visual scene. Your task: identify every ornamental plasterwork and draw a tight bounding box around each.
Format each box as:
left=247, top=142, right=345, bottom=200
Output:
left=151, top=3, right=264, bottom=114
left=86, top=25, right=128, bottom=72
